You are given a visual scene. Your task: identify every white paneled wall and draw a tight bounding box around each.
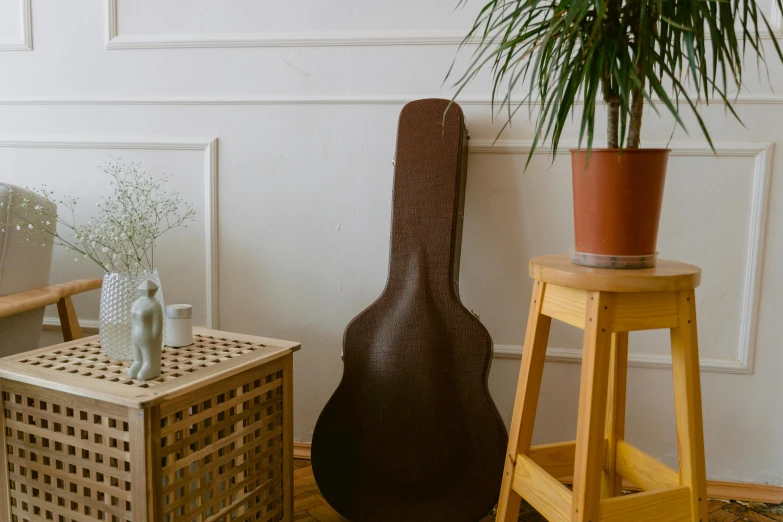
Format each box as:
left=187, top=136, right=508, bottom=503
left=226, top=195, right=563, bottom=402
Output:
left=2, top=0, right=783, bottom=485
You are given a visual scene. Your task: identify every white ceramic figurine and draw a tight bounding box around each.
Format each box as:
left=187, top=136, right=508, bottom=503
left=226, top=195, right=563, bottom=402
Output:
left=128, top=279, right=164, bottom=381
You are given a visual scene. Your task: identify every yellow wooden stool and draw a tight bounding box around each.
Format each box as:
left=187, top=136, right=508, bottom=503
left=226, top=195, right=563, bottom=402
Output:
left=496, top=255, right=708, bottom=522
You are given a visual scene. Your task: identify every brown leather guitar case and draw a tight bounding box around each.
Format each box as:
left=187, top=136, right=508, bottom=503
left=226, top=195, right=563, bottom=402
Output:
left=311, top=99, right=508, bottom=521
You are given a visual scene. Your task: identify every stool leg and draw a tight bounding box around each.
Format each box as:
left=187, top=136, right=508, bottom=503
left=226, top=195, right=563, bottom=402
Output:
left=496, top=281, right=552, bottom=522
left=671, top=290, right=708, bottom=522
left=601, top=331, right=629, bottom=499
left=572, top=291, right=614, bottom=522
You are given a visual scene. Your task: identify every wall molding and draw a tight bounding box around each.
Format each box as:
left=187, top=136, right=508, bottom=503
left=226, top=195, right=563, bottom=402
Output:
left=478, top=139, right=773, bottom=375
left=105, top=0, right=468, bottom=49
left=106, top=29, right=471, bottom=50
left=0, top=136, right=220, bottom=328
left=772, top=3, right=783, bottom=29
left=104, top=29, right=782, bottom=50
left=492, top=344, right=751, bottom=374
left=0, top=0, right=32, bottom=51
left=105, top=0, right=781, bottom=50
left=3, top=94, right=783, bottom=106
left=14, top=138, right=772, bottom=375
left=26, top=138, right=774, bottom=375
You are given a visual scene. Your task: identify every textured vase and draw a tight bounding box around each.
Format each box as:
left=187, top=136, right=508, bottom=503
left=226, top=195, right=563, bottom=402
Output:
left=99, top=270, right=165, bottom=360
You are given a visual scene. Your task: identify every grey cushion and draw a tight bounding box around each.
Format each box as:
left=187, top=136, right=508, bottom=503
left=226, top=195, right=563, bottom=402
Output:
left=0, top=184, right=55, bottom=356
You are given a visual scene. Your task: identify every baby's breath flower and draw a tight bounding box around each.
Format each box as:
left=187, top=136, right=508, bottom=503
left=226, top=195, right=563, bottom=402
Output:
left=6, top=159, right=195, bottom=277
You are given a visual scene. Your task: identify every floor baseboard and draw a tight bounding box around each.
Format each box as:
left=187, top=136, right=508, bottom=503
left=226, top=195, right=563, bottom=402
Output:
left=559, top=476, right=783, bottom=504
left=705, top=480, right=783, bottom=504
left=294, top=442, right=312, bottom=460
left=291, top=443, right=782, bottom=504
left=41, top=317, right=99, bottom=334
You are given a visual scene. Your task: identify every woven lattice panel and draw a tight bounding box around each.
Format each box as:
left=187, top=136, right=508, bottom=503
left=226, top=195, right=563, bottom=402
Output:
left=158, top=366, right=285, bottom=522
left=13, top=334, right=269, bottom=389
left=2, top=389, right=133, bottom=522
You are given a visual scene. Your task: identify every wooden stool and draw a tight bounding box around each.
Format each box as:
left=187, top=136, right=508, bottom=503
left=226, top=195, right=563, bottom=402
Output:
left=496, top=255, right=708, bottom=522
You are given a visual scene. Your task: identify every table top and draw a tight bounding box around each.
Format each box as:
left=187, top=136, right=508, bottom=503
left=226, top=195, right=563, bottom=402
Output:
left=529, top=255, right=701, bottom=292
left=0, top=327, right=299, bottom=408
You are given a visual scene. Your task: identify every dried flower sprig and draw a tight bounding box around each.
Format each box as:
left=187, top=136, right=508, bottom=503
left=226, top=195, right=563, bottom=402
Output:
left=5, top=159, right=195, bottom=277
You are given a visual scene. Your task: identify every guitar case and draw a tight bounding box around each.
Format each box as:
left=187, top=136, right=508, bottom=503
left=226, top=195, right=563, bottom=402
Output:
left=311, top=99, right=508, bottom=522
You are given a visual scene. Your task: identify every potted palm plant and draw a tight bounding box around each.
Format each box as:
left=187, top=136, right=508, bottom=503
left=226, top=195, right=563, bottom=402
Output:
left=450, top=0, right=783, bottom=268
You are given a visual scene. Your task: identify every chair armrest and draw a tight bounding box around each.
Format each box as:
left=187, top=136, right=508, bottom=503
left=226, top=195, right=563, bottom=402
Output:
left=0, top=278, right=102, bottom=319
left=48, top=279, right=103, bottom=299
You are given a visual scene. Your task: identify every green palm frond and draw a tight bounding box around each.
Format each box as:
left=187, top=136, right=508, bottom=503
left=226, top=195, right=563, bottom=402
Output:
left=449, top=0, right=783, bottom=161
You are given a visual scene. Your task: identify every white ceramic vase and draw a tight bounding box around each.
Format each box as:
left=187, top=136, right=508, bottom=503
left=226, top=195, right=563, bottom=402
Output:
left=99, top=269, right=165, bottom=360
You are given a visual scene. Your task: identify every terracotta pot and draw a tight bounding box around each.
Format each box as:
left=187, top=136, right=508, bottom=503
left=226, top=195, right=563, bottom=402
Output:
left=571, top=149, right=669, bottom=268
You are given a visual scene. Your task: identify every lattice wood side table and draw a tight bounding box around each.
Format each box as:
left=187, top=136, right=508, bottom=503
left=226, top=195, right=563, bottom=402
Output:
left=0, top=327, right=300, bottom=522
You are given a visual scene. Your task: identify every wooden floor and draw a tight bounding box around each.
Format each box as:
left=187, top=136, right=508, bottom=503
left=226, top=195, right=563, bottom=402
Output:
left=293, top=459, right=346, bottom=522
left=293, top=459, right=783, bottom=522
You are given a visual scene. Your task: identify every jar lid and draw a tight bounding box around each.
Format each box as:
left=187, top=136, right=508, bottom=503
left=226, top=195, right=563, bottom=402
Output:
left=166, top=304, right=193, bottom=318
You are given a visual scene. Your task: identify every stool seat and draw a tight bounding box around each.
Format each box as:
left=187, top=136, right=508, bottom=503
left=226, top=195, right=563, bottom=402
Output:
left=496, top=255, right=708, bottom=522
left=530, top=255, right=701, bottom=292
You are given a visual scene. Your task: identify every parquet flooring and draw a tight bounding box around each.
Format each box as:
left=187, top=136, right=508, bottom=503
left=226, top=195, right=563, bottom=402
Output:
left=292, top=459, right=783, bottom=521
left=293, top=459, right=346, bottom=522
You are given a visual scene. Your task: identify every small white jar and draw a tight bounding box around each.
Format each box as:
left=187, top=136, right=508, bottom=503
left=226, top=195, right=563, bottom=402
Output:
left=165, top=304, right=193, bottom=347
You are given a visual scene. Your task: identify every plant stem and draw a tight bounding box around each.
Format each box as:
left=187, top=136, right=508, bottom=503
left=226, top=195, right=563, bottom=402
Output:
left=627, top=69, right=645, bottom=148
left=602, top=0, right=622, bottom=149
left=602, top=75, right=621, bottom=148
left=627, top=7, right=646, bottom=149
